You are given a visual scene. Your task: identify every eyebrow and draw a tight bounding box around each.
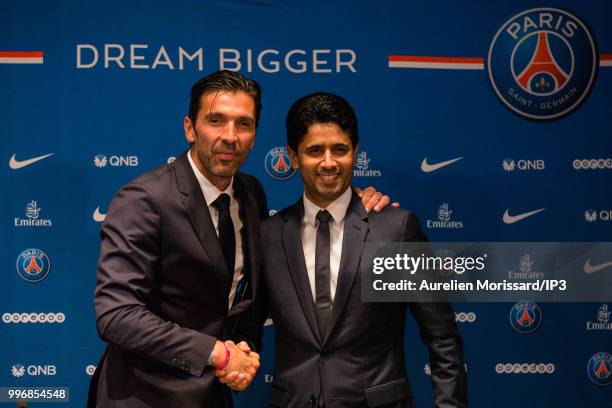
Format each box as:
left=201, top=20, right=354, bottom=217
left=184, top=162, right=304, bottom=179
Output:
left=203, top=112, right=255, bottom=121
left=304, top=143, right=350, bottom=150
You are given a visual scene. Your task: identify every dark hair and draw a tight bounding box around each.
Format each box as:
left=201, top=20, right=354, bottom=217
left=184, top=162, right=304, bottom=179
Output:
left=188, top=70, right=262, bottom=126
left=285, top=92, right=359, bottom=152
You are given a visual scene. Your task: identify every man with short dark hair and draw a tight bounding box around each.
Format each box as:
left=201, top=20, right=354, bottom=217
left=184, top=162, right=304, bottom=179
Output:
left=90, top=70, right=265, bottom=407
left=227, top=92, right=468, bottom=407
left=90, top=72, right=391, bottom=407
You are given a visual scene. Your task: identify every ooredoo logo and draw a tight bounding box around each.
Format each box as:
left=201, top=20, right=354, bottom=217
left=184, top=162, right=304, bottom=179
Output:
left=488, top=8, right=597, bottom=120
left=455, top=312, right=477, bottom=323
left=573, top=159, right=612, bottom=170
left=2, top=313, right=66, bottom=324
left=495, top=363, right=555, bottom=374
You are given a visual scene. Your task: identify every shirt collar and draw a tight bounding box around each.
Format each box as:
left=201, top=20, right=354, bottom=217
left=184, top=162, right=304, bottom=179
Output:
left=187, top=150, right=234, bottom=205
left=302, top=187, right=352, bottom=227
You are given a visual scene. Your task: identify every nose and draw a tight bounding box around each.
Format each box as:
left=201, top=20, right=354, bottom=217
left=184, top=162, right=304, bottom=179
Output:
left=220, top=122, right=239, bottom=144
left=321, top=149, right=336, bottom=168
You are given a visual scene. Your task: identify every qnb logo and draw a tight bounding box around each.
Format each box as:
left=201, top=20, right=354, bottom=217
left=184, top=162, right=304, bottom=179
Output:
left=502, top=159, right=545, bottom=172
left=509, top=302, right=542, bottom=334
left=14, top=200, right=53, bottom=227
left=11, top=364, right=56, bottom=377
left=264, top=147, right=295, bottom=180
left=353, top=151, right=382, bottom=177
left=94, top=154, right=139, bottom=168
left=85, top=365, right=97, bottom=376
left=2, top=313, right=66, bottom=324
left=584, top=210, right=612, bottom=223
left=488, top=8, right=597, bottom=120
left=587, top=352, right=612, bottom=386
left=426, top=203, right=464, bottom=229
left=573, top=159, right=612, bottom=170
left=495, top=363, right=555, bottom=374
left=11, top=364, right=25, bottom=378
left=455, top=312, right=477, bottom=323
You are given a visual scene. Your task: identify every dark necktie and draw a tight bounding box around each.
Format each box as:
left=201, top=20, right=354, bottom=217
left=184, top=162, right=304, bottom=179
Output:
left=212, top=194, right=235, bottom=279
left=315, top=209, right=333, bottom=337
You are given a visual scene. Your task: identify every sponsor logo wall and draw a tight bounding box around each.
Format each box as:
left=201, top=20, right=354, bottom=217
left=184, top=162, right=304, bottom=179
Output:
left=2, top=1, right=610, bottom=407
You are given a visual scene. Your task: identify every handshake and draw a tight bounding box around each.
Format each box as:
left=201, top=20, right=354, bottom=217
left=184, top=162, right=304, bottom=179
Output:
left=211, top=340, right=260, bottom=391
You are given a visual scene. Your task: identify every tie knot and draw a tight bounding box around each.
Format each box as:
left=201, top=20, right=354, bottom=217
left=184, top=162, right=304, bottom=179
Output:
left=212, top=193, right=231, bottom=212
left=316, top=210, right=332, bottom=224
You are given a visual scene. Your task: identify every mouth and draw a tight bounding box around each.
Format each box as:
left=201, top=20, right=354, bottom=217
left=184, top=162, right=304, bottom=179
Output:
left=317, top=173, right=340, bottom=186
left=217, top=151, right=237, bottom=161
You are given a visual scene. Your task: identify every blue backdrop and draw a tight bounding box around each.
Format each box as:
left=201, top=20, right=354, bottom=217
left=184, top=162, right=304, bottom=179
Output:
left=2, top=0, right=610, bottom=406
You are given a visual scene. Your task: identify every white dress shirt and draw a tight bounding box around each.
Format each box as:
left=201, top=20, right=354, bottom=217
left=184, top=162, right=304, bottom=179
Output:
left=187, top=152, right=244, bottom=309
left=301, top=187, right=352, bottom=304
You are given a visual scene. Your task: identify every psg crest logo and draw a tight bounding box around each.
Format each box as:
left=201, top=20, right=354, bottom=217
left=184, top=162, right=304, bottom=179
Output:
left=264, top=146, right=296, bottom=180
left=587, top=352, right=612, bottom=386
left=487, top=8, right=597, bottom=120
left=509, top=301, right=542, bottom=333
left=16, top=248, right=51, bottom=283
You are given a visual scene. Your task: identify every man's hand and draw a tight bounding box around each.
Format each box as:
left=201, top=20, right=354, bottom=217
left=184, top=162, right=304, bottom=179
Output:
left=213, top=341, right=260, bottom=391
left=355, top=186, right=400, bottom=212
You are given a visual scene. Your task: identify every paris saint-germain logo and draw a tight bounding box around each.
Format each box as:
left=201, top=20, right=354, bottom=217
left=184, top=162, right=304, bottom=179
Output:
left=488, top=8, right=597, bottom=120
left=509, top=301, right=542, bottom=333
left=16, top=249, right=51, bottom=283
left=264, top=146, right=296, bottom=180
left=587, top=352, right=612, bottom=386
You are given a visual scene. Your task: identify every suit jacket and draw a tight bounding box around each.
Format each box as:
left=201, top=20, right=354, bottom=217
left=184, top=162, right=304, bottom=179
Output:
left=89, top=152, right=267, bottom=407
left=254, top=190, right=467, bottom=408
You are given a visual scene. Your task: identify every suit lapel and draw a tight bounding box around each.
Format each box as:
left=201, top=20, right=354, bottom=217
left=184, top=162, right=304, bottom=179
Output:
left=173, top=152, right=230, bottom=293
left=323, top=191, right=369, bottom=346
left=282, top=199, right=322, bottom=344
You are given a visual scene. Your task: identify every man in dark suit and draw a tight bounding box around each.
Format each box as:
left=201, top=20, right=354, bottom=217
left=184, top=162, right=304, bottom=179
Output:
left=90, top=71, right=265, bottom=407
left=90, top=72, right=391, bottom=407
left=221, top=93, right=468, bottom=407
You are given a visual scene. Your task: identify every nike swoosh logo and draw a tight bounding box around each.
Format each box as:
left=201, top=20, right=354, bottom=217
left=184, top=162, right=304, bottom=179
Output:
left=584, top=259, right=612, bottom=274
left=421, top=157, right=463, bottom=173
left=9, top=153, right=54, bottom=169
left=502, top=208, right=545, bottom=224
left=93, top=207, right=106, bottom=222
